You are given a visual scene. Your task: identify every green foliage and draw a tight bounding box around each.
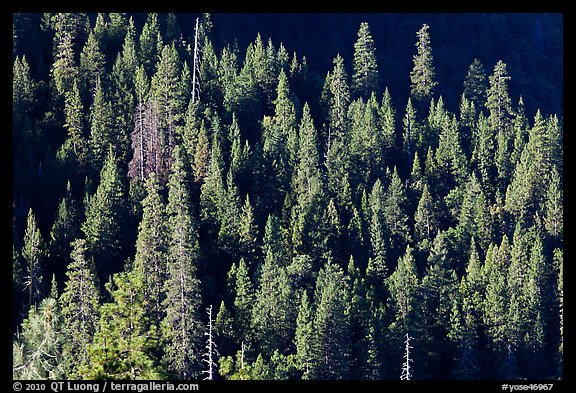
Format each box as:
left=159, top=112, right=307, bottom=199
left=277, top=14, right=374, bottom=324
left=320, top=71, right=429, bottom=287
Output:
left=387, top=246, right=419, bottom=326
left=384, top=168, right=411, bottom=257
left=13, top=56, right=35, bottom=134
left=328, top=54, right=350, bottom=139
left=63, top=79, right=89, bottom=168
left=79, top=31, right=106, bottom=98
left=89, top=77, right=118, bottom=174
left=291, top=103, right=325, bottom=258
left=22, top=209, right=45, bottom=308
left=463, top=58, right=487, bottom=106
left=82, top=269, right=162, bottom=380
left=162, top=146, right=203, bottom=379
left=13, top=297, right=64, bottom=379
left=139, top=14, right=161, bottom=76
left=12, top=14, right=562, bottom=381
left=251, top=250, right=296, bottom=357
left=133, top=173, right=168, bottom=324
left=410, top=24, right=437, bottom=101
left=233, top=258, right=254, bottom=343
left=60, top=239, right=100, bottom=378
left=309, top=261, right=351, bottom=379
left=294, top=290, right=314, bottom=378
left=352, top=22, right=378, bottom=98
left=51, top=29, right=78, bottom=98
left=81, top=148, right=129, bottom=284
left=487, top=60, right=513, bottom=137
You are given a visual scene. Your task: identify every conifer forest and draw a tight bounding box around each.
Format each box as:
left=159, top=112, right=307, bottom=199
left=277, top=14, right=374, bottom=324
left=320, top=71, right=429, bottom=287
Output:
left=12, top=13, right=563, bottom=381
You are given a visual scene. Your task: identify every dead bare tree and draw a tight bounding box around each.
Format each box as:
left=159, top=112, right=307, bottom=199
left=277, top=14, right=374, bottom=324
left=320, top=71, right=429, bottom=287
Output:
left=401, top=333, right=413, bottom=380
left=191, top=17, right=201, bottom=104
left=202, top=304, right=218, bottom=380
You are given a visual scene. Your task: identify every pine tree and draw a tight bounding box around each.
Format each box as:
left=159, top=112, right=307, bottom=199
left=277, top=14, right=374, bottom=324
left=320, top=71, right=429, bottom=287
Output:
left=89, top=76, right=117, bottom=174
left=238, top=195, right=259, bottom=263
left=482, top=237, right=511, bottom=376
left=523, top=232, right=550, bottom=378
left=505, top=111, right=548, bottom=227
left=214, top=300, right=235, bottom=355
left=200, top=136, right=226, bottom=231
left=63, top=79, right=89, bottom=168
left=463, top=58, right=487, bottom=106
left=81, top=148, right=128, bottom=284
left=348, top=94, right=382, bottom=185
left=310, top=261, right=351, bottom=379
left=403, top=98, right=417, bottom=166
left=543, top=166, right=563, bottom=240
left=13, top=232, right=25, bottom=328
left=291, top=103, right=325, bottom=258
left=420, top=232, right=458, bottom=373
left=384, top=168, right=411, bottom=257
left=139, top=13, right=160, bottom=76
left=436, top=114, right=468, bottom=187
left=162, top=146, right=203, bottom=379
left=79, top=30, right=106, bottom=98
left=228, top=113, right=250, bottom=181
left=82, top=269, right=162, bottom=379
left=13, top=297, right=64, bottom=379
left=128, top=65, right=152, bottom=183
left=459, top=95, right=477, bottom=150
left=48, top=181, right=81, bottom=287
left=380, top=87, right=397, bottom=155
left=22, top=208, right=45, bottom=308
left=320, top=198, right=342, bottom=260
left=414, top=183, right=438, bottom=245
left=496, top=126, right=512, bottom=193
left=352, top=22, right=378, bottom=98
left=262, top=214, right=289, bottom=268
left=511, top=96, right=529, bottom=167
left=13, top=55, right=35, bottom=134
left=473, top=112, right=496, bottom=194
left=251, top=250, right=295, bottom=356
left=105, top=13, right=129, bottom=56
left=233, top=258, right=255, bottom=344
left=410, top=24, right=437, bottom=101
left=486, top=60, right=513, bottom=137
left=133, top=173, right=168, bottom=324
left=294, top=289, right=314, bottom=379
left=328, top=54, right=350, bottom=140
left=457, top=173, right=492, bottom=253
left=110, top=18, right=139, bottom=160
left=387, top=246, right=419, bottom=327
left=251, top=35, right=278, bottom=105
left=193, top=121, right=211, bottom=184
left=60, top=239, right=100, bottom=378
left=151, top=43, right=183, bottom=157
left=219, top=44, right=240, bottom=115
left=51, top=29, right=78, bottom=98
left=367, top=178, right=388, bottom=281
left=261, top=69, right=297, bottom=210
left=448, top=295, right=481, bottom=379
left=165, top=13, right=181, bottom=43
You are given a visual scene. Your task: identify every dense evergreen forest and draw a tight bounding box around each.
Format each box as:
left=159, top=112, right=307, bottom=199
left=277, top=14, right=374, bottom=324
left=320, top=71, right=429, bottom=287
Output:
left=12, top=13, right=563, bottom=380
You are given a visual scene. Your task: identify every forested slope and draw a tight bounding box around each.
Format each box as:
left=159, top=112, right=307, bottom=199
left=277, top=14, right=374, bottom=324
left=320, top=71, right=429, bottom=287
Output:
left=12, top=13, right=563, bottom=380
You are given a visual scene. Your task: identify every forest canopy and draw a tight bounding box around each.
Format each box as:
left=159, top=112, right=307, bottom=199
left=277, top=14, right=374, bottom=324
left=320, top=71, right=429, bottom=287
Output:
left=12, top=13, right=562, bottom=381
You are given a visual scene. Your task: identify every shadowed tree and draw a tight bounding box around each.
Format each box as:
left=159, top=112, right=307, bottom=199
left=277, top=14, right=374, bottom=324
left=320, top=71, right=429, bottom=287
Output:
left=60, top=239, right=100, bottom=378
left=162, top=146, right=203, bottom=379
